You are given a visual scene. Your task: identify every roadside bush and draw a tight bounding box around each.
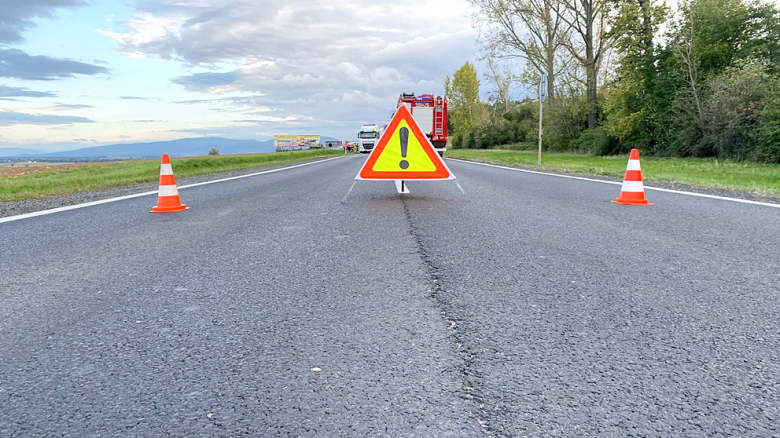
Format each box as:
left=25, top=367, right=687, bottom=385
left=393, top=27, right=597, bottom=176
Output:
left=545, top=94, right=589, bottom=152
left=469, top=120, right=530, bottom=149
left=758, top=85, right=780, bottom=163
left=464, top=130, right=475, bottom=148
left=504, top=103, right=535, bottom=123
left=570, top=127, right=623, bottom=155
left=450, top=131, right=465, bottom=149
left=695, top=63, right=766, bottom=160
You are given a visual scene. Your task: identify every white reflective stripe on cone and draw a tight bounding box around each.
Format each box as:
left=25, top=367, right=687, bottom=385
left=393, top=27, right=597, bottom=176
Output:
left=158, top=185, right=179, bottom=197
left=621, top=180, right=645, bottom=193
left=160, top=164, right=174, bottom=175
left=626, top=160, right=642, bottom=171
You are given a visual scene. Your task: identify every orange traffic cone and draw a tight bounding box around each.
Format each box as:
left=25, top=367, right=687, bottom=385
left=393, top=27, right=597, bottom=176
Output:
left=613, top=149, right=653, bottom=205
left=150, top=154, right=188, bottom=213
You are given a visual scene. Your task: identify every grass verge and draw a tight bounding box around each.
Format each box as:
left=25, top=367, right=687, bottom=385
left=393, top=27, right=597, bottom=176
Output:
left=0, top=149, right=343, bottom=203
left=446, top=149, right=780, bottom=198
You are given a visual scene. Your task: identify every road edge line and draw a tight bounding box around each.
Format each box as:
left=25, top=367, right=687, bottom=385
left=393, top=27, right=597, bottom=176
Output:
left=0, top=156, right=345, bottom=224
left=177, top=155, right=343, bottom=190
left=448, top=158, right=780, bottom=209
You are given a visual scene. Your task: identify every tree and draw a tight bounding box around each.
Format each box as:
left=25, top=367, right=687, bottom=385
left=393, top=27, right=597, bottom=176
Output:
left=668, top=0, right=780, bottom=82
left=483, top=57, right=514, bottom=115
left=557, top=0, right=613, bottom=129
left=673, top=11, right=704, bottom=128
left=758, top=77, right=780, bottom=163
left=699, top=63, right=767, bottom=159
left=602, top=0, right=668, bottom=149
left=445, top=61, right=485, bottom=133
left=208, top=148, right=220, bottom=156
left=471, top=0, right=569, bottom=101
left=609, top=0, right=665, bottom=85
left=664, top=0, right=780, bottom=157
left=672, top=0, right=779, bottom=75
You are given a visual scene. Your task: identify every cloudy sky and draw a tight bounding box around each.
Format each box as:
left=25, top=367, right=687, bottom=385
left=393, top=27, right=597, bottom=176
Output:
left=0, top=0, right=483, bottom=151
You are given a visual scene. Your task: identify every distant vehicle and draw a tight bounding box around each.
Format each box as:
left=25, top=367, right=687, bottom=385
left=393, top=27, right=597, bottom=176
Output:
left=396, top=92, right=448, bottom=156
left=357, top=124, right=383, bottom=153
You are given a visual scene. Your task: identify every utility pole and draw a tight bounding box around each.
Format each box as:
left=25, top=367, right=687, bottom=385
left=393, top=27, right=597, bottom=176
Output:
left=538, top=73, right=547, bottom=167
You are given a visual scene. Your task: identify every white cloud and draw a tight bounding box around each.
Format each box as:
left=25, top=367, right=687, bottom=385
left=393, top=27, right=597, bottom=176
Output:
left=99, top=14, right=182, bottom=59
left=101, top=0, right=479, bottom=138
left=0, top=0, right=86, bottom=44
left=0, top=111, right=93, bottom=126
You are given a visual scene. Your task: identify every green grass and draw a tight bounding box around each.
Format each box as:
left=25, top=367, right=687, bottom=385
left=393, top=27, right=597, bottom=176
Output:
left=446, top=149, right=780, bottom=197
left=0, top=149, right=343, bottom=203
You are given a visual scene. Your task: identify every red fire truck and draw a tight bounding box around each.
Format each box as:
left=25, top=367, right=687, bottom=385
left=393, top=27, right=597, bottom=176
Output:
left=396, top=92, right=448, bottom=156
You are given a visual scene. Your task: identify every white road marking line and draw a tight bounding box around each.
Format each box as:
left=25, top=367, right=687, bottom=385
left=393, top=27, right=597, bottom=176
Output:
left=177, top=156, right=344, bottom=190
left=0, top=156, right=345, bottom=224
left=448, top=158, right=780, bottom=209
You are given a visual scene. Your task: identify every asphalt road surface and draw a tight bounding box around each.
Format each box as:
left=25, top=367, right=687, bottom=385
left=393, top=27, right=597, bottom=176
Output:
left=2, top=155, right=779, bottom=436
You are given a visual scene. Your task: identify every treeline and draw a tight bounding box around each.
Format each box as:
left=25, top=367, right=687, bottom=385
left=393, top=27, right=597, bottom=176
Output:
left=447, top=0, right=780, bottom=162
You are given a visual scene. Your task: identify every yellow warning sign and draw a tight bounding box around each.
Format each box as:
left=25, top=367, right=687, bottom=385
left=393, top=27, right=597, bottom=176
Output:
left=356, top=105, right=453, bottom=180
left=372, top=119, right=436, bottom=172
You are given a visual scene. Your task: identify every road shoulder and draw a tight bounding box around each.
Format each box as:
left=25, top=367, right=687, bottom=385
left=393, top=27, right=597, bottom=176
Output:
left=0, top=156, right=346, bottom=218
left=449, top=157, right=780, bottom=205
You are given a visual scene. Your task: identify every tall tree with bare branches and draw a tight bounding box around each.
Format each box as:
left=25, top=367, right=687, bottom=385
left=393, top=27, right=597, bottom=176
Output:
left=471, top=0, right=570, bottom=101
left=482, top=57, right=514, bottom=115
left=556, top=0, right=612, bottom=128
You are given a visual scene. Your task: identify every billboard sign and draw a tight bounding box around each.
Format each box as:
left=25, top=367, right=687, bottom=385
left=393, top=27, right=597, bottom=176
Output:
left=274, top=135, right=321, bottom=150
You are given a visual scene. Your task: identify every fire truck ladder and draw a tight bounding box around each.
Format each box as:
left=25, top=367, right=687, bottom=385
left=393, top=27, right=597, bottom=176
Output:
left=434, top=102, right=444, bottom=135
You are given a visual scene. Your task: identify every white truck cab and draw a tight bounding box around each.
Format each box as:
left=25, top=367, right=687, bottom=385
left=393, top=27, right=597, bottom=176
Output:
left=358, top=124, right=383, bottom=153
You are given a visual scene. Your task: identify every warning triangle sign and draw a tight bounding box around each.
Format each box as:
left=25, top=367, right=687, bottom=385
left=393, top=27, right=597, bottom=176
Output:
left=355, top=105, right=454, bottom=181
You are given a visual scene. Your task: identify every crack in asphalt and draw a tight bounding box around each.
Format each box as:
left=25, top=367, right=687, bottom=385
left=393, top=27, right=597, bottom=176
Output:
left=401, top=198, right=494, bottom=437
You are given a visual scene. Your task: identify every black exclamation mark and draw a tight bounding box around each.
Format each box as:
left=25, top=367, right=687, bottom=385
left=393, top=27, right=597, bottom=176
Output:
left=399, top=127, right=409, bottom=169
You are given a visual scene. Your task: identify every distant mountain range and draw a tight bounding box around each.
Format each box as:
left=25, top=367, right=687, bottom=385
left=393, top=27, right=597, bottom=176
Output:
left=0, top=137, right=340, bottom=159
left=0, top=148, right=55, bottom=157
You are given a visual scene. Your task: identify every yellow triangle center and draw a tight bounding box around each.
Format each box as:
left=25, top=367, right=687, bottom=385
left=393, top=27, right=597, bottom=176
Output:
left=372, top=119, right=436, bottom=172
